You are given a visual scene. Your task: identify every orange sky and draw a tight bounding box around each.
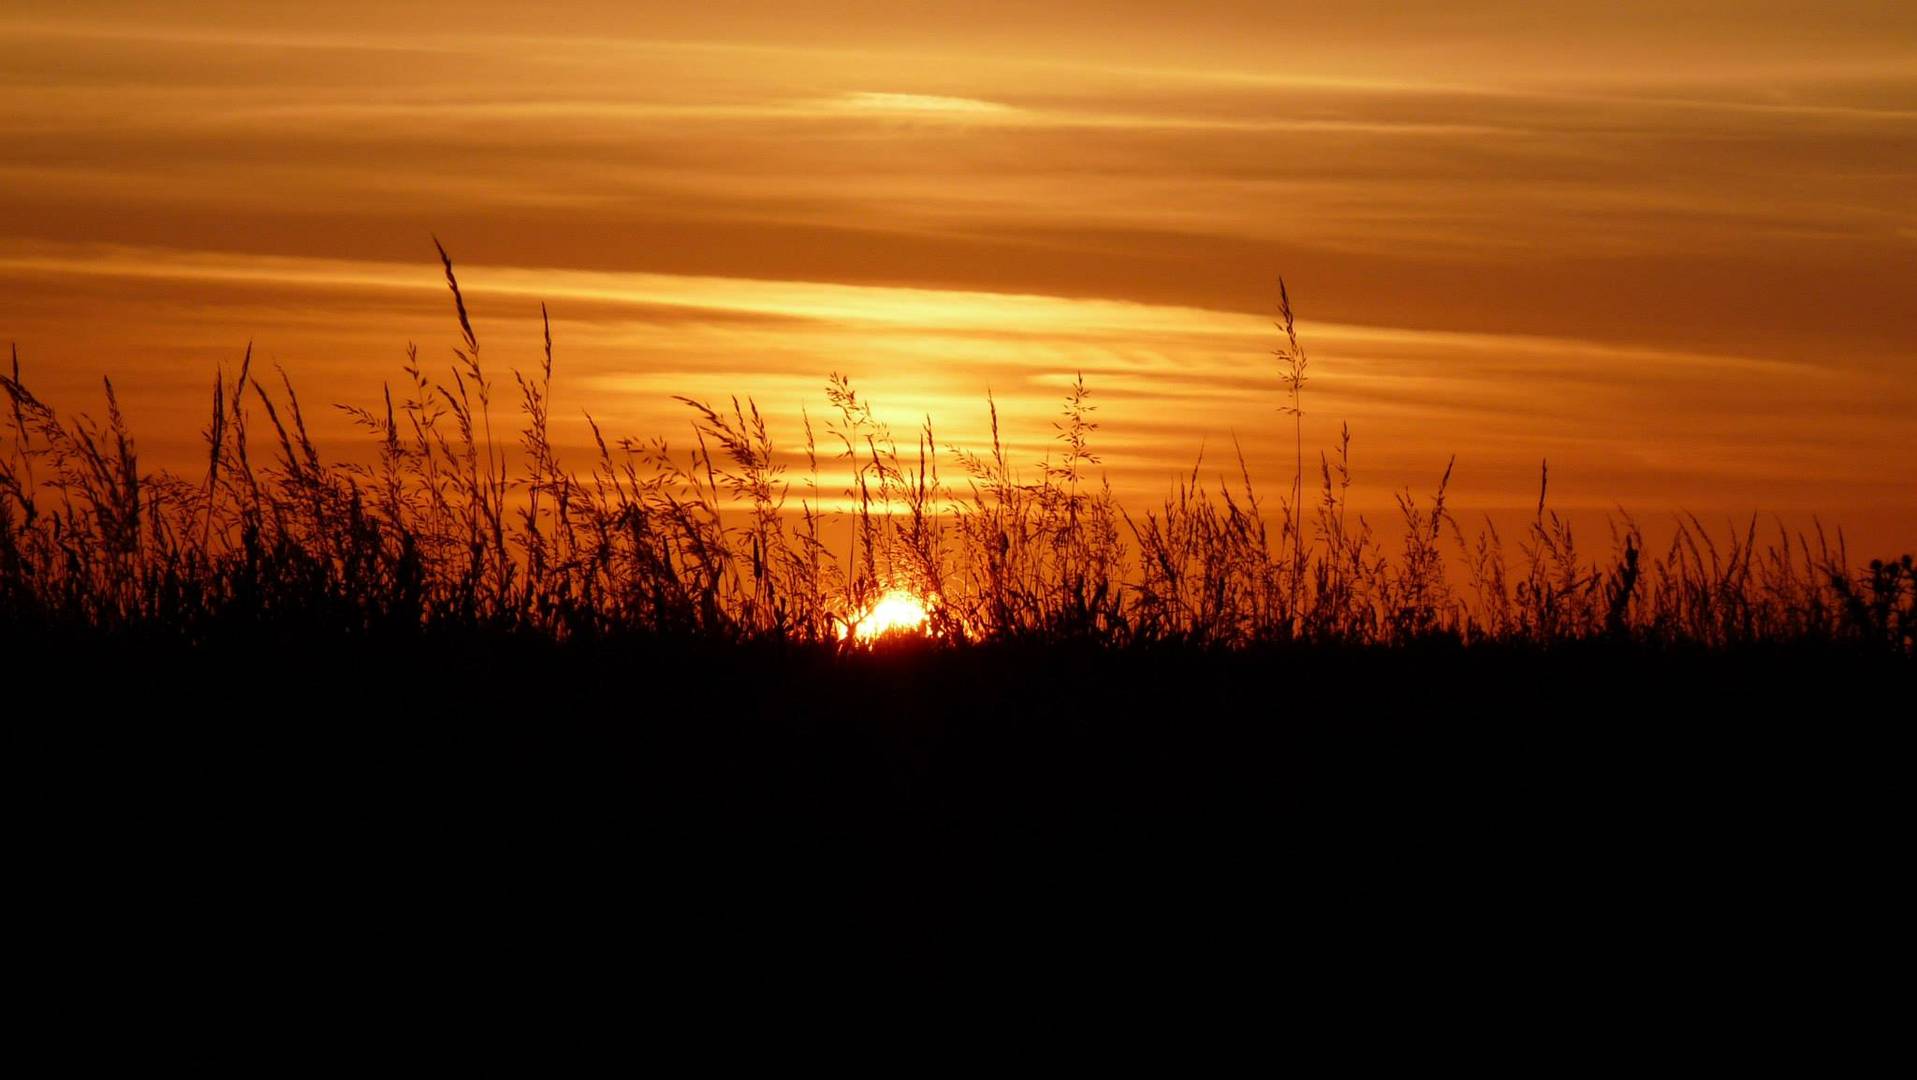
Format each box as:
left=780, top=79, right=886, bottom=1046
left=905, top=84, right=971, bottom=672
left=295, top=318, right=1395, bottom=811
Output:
left=3, top=3, right=1913, bottom=550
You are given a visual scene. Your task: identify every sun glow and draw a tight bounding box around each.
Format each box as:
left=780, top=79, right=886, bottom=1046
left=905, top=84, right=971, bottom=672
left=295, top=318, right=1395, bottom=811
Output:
left=840, top=589, right=933, bottom=644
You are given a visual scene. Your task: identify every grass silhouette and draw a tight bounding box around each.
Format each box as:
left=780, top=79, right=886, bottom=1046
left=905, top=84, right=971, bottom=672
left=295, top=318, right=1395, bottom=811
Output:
left=7, top=247, right=1908, bottom=986
left=2, top=246, right=1909, bottom=654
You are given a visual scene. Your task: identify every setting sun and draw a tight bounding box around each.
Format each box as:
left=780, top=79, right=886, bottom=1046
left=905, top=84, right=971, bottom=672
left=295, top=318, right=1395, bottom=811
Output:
left=841, top=590, right=933, bottom=644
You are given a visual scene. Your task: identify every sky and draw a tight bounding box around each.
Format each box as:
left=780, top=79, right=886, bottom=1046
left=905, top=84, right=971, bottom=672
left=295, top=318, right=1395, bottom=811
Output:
left=2, top=2, right=1913, bottom=550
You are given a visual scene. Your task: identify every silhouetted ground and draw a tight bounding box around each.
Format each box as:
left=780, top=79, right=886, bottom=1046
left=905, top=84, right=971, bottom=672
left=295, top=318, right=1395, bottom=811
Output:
left=14, top=632, right=1906, bottom=994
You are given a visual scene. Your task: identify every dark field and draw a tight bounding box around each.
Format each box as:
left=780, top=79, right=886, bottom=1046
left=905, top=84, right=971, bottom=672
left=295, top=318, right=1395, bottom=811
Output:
left=16, top=631, right=1907, bottom=993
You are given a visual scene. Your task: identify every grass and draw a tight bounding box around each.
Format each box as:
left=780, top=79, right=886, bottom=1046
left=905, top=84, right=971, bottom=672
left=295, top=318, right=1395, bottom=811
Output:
left=5, top=250, right=1908, bottom=989
left=2, top=248, right=1910, bottom=655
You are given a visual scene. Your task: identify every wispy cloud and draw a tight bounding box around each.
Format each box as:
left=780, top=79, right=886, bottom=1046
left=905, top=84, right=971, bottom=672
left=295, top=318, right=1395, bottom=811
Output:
left=4, top=241, right=1906, bottom=517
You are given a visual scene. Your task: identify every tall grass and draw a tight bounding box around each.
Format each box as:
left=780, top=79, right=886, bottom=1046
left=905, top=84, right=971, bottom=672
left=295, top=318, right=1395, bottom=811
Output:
left=1, top=253, right=1910, bottom=654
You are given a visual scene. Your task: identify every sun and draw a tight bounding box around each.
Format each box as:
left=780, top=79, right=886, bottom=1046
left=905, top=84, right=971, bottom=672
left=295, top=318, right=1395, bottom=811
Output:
left=841, top=589, right=932, bottom=644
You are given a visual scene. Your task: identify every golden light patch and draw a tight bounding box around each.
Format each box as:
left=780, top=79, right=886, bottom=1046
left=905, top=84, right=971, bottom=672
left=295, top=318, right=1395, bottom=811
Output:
left=839, top=589, right=933, bottom=644
left=833, top=91, right=1016, bottom=116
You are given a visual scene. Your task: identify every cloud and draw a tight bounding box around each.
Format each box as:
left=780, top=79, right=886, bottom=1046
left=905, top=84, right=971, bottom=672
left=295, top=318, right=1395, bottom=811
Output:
left=830, top=91, right=1018, bottom=116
